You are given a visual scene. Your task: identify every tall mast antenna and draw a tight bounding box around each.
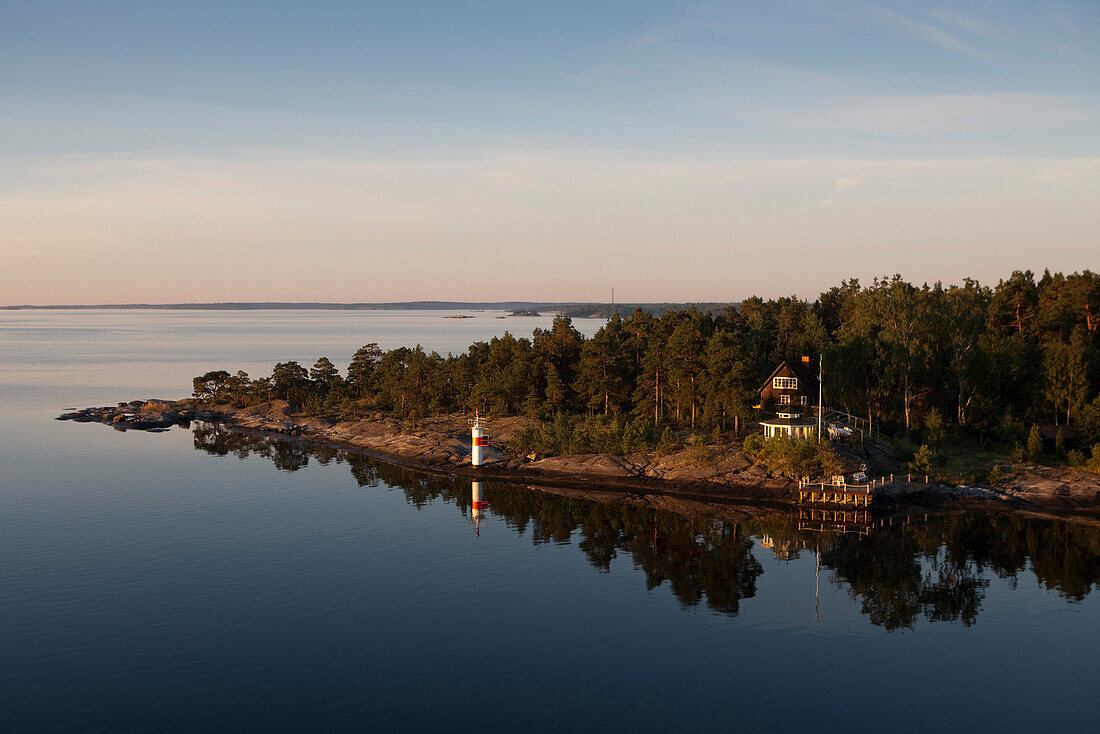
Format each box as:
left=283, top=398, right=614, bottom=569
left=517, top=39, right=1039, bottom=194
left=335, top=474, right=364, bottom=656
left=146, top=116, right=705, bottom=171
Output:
left=818, top=353, right=823, bottom=439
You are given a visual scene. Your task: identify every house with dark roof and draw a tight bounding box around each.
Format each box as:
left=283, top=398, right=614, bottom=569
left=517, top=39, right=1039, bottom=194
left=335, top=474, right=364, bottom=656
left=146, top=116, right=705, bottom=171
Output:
left=758, top=356, right=819, bottom=439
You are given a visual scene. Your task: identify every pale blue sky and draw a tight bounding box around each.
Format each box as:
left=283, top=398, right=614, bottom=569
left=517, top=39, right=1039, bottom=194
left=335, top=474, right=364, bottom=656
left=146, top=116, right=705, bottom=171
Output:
left=2, top=1, right=1098, bottom=303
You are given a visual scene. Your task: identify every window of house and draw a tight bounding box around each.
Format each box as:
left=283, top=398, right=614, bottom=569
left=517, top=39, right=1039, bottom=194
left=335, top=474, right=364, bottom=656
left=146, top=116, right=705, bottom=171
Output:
left=800, top=395, right=808, bottom=405
left=773, top=376, right=798, bottom=390
left=779, top=394, right=791, bottom=405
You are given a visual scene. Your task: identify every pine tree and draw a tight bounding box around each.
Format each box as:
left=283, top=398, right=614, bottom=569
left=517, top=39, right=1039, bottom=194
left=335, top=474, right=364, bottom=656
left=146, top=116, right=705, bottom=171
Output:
left=347, top=343, right=383, bottom=397
left=310, top=357, right=341, bottom=394
left=271, top=361, right=310, bottom=406
left=667, top=314, right=710, bottom=429
left=534, top=316, right=583, bottom=415
left=576, top=315, right=632, bottom=416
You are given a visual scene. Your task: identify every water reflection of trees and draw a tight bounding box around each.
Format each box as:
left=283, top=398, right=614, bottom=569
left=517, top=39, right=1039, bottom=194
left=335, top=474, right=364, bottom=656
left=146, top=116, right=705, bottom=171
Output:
left=484, top=488, right=762, bottom=615
left=192, top=424, right=762, bottom=615
left=814, top=527, right=989, bottom=630
left=747, top=512, right=1100, bottom=630
left=191, top=424, right=1100, bottom=628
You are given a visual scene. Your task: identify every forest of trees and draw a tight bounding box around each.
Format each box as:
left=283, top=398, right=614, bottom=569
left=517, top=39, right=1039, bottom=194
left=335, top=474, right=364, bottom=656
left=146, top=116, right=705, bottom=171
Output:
left=193, top=270, right=1100, bottom=455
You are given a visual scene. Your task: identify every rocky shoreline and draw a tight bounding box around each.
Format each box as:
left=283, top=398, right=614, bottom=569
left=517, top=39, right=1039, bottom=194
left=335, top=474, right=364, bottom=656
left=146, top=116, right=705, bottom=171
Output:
left=58, top=398, right=1100, bottom=517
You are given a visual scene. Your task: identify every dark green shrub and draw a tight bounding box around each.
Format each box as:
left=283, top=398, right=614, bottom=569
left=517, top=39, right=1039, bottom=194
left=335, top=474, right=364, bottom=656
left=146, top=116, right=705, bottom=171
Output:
left=1089, top=444, right=1100, bottom=473
left=909, top=444, right=934, bottom=474
left=742, top=433, right=765, bottom=457
left=1027, top=425, right=1042, bottom=464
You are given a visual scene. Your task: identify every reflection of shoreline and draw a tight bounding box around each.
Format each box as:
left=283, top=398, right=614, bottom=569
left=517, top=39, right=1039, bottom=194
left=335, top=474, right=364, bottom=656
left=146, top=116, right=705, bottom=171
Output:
left=192, top=423, right=1100, bottom=630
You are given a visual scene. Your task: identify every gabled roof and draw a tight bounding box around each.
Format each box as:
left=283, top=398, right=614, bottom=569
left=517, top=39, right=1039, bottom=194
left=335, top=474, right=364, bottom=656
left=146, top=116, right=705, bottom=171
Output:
left=759, top=358, right=820, bottom=393
left=1039, top=425, right=1077, bottom=440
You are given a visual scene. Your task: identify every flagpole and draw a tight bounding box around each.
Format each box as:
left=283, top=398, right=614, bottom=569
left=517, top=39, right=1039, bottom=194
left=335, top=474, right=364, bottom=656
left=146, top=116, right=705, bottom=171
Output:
left=818, top=353, right=823, bottom=439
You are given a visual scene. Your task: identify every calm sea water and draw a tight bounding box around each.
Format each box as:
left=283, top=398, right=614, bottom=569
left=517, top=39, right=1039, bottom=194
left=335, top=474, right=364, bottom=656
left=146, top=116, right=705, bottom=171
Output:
left=1, top=310, right=1098, bottom=733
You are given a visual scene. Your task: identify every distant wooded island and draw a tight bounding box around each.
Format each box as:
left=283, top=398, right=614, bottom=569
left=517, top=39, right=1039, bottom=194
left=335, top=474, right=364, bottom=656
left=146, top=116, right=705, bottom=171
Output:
left=2, top=301, right=735, bottom=318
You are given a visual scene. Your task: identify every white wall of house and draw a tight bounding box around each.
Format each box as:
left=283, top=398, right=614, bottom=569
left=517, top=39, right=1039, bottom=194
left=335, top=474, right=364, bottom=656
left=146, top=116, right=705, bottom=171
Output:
left=762, top=424, right=815, bottom=439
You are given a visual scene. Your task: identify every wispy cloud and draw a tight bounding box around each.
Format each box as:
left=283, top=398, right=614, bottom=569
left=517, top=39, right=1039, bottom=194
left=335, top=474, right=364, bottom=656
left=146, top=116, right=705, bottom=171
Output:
left=798, top=93, right=1100, bottom=133
left=573, top=1, right=853, bottom=85
left=835, top=177, right=859, bottom=192
left=872, top=6, right=991, bottom=61
left=922, top=7, right=1004, bottom=39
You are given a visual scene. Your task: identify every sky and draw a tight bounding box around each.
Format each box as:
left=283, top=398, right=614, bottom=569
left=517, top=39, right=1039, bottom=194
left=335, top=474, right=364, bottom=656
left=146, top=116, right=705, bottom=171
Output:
left=1, top=0, right=1098, bottom=305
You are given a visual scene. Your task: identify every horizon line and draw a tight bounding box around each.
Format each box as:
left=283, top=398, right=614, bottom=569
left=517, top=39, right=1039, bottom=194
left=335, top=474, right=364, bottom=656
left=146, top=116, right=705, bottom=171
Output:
left=0, top=300, right=741, bottom=310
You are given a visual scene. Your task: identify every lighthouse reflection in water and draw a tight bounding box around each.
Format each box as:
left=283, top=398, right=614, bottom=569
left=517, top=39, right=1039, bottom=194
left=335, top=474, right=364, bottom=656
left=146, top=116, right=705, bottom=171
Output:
left=470, top=481, right=487, bottom=537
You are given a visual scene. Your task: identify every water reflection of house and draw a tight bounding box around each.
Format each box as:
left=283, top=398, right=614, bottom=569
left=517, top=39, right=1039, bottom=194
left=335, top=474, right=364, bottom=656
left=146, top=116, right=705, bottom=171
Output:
left=759, top=510, right=876, bottom=561
left=759, top=533, right=801, bottom=562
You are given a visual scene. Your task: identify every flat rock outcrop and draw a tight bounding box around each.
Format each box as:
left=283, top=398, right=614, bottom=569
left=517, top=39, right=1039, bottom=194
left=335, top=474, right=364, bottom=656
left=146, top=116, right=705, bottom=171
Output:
left=58, top=399, right=194, bottom=431
left=999, top=467, right=1100, bottom=509
left=57, top=398, right=1100, bottom=516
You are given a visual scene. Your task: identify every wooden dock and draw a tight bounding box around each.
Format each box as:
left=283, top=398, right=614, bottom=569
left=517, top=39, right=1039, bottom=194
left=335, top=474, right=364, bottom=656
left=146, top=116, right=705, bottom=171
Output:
left=796, top=481, right=873, bottom=507
left=794, top=472, right=926, bottom=507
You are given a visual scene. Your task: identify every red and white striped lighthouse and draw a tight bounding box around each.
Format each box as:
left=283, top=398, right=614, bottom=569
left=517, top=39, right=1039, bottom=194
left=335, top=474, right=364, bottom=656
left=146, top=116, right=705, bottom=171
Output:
left=471, top=411, right=487, bottom=467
